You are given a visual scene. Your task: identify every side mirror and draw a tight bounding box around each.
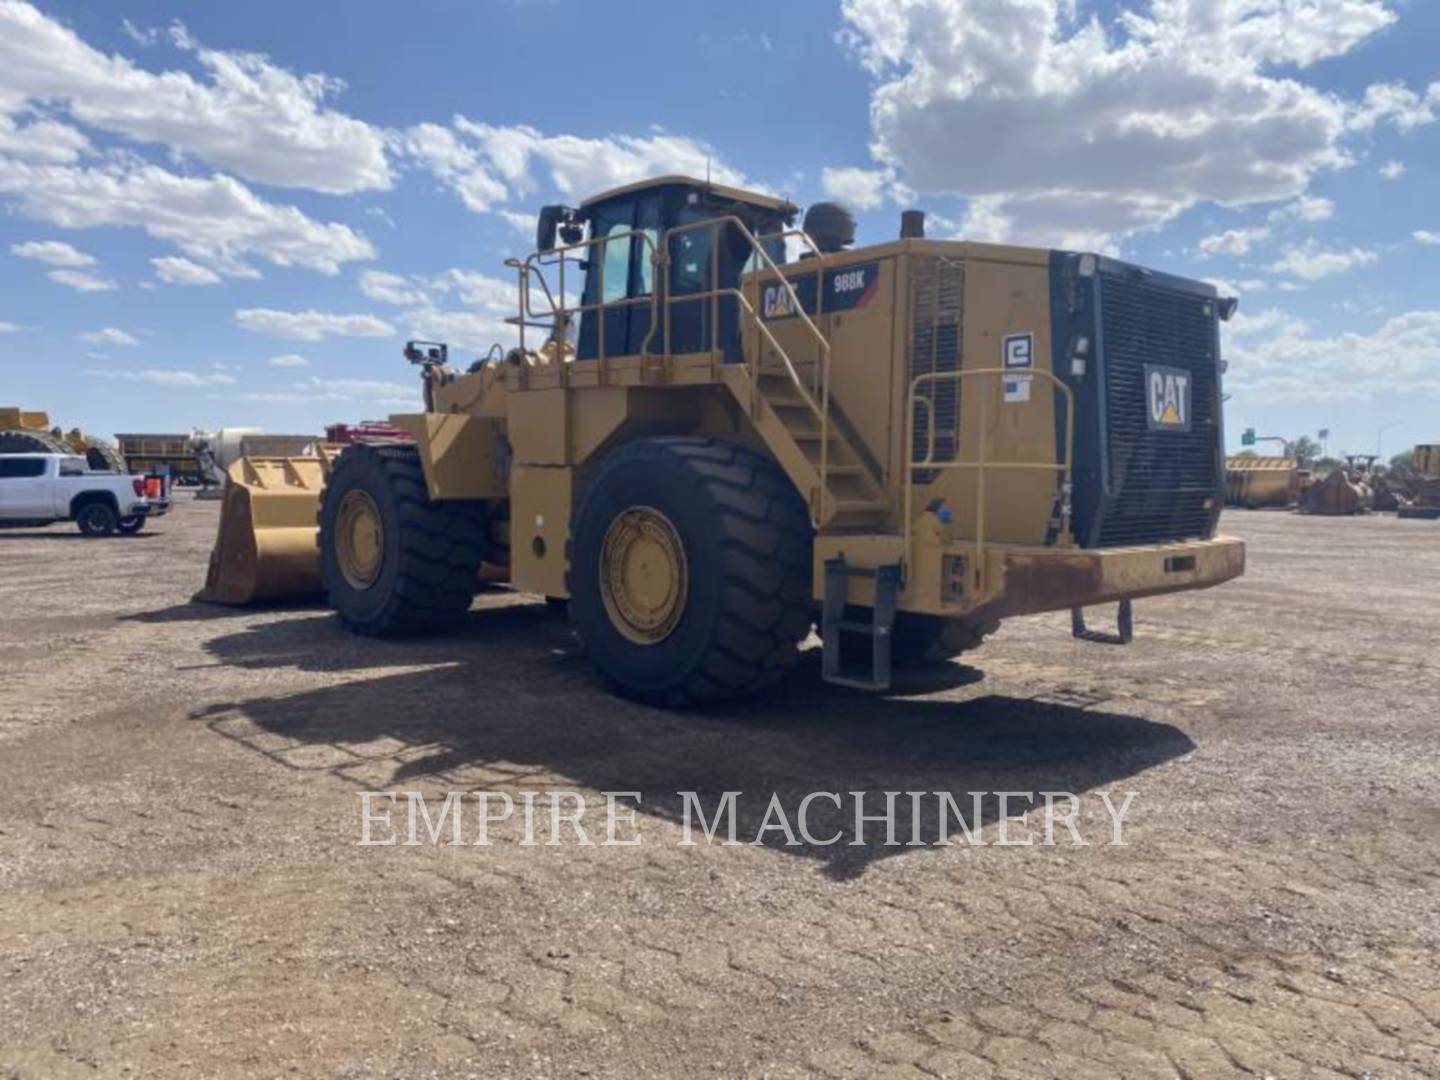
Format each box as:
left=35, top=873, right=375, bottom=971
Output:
left=537, top=205, right=579, bottom=253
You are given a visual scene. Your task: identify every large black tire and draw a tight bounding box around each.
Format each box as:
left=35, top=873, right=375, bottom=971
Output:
left=0, top=429, right=69, bottom=455
left=889, top=613, right=996, bottom=669
left=319, top=444, right=491, bottom=636
left=568, top=437, right=813, bottom=707
left=74, top=499, right=119, bottom=537
left=84, top=439, right=128, bottom=473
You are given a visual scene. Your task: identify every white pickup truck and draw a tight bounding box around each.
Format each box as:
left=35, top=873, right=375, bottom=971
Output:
left=0, top=453, right=170, bottom=536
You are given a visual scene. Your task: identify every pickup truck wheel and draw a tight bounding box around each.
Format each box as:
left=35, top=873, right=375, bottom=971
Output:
left=117, top=516, right=145, bottom=535
left=75, top=501, right=119, bottom=537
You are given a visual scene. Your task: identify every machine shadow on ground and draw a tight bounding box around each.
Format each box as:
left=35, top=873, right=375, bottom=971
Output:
left=191, top=601, right=1195, bottom=880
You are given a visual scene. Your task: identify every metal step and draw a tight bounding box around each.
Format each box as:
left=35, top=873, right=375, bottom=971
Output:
left=821, top=558, right=901, bottom=691
left=831, top=498, right=890, bottom=515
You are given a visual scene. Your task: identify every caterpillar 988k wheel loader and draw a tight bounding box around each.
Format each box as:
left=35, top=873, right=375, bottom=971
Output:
left=230, top=175, right=1247, bottom=704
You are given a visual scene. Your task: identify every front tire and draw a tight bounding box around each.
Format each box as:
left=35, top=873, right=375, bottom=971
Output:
left=75, top=501, right=119, bottom=537
left=319, top=444, right=490, bottom=636
left=568, top=437, right=813, bottom=707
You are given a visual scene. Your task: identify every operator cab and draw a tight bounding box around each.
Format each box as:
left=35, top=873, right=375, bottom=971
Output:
left=536, top=176, right=797, bottom=361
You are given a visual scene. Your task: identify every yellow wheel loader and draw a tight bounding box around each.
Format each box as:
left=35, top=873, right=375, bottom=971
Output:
left=0, top=407, right=127, bottom=471
left=211, top=175, right=1246, bottom=703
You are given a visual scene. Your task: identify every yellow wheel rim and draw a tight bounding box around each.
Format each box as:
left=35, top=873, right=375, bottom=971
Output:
left=599, top=506, right=688, bottom=645
left=336, top=489, right=384, bottom=589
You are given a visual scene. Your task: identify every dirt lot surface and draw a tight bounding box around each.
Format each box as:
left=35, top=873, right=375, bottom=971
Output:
left=2, top=499, right=1439, bottom=1079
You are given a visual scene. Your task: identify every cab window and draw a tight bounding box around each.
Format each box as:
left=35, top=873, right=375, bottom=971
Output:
left=0, top=458, right=46, bottom=479
left=600, top=221, right=631, bottom=304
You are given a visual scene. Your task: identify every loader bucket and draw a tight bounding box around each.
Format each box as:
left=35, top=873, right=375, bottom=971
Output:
left=196, top=454, right=332, bottom=605
left=1224, top=456, right=1299, bottom=509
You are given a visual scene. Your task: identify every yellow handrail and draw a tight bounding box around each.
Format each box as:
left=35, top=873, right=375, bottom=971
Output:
left=505, top=214, right=837, bottom=526
left=903, top=367, right=1077, bottom=594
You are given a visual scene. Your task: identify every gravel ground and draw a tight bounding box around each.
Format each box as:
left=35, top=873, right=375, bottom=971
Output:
left=1, top=497, right=1438, bottom=1079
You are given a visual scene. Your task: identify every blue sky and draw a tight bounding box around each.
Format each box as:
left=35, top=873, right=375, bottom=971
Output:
left=1, top=0, right=1437, bottom=460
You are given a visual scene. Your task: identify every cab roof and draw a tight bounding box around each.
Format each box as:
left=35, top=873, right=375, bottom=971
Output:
left=578, top=175, right=796, bottom=216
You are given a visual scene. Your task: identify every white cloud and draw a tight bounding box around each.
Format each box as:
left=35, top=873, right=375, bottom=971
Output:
left=79, top=327, right=138, bottom=346
left=0, top=320, right=19, bottom=332
left=0, top=107, right=89, bottom=163
left=1226, top=309, right=1440, bottom=401
left=302, top=376, right=416, bottom=405
left=403, top=307, right=514, bottom=356
left=1379, top=160, right=1405, bottom=180
left=1349, top=81, right=1440, bottom=132
left=10, top=238, right=95, bottom=266
left=235, top=307, right=394, bottom=341
left=1416, top=230, right=1440, bottom=246
left=49, top=268, right=114, bottom=291
left=267, top=353, right=308, bottom=368
left=120, top=19, right=159, bottom=48
left=0, top=2, right=390, bottom=194
left=360, top=269, right=431, bottom=307
left=243, top=376, right=418, bottom=407
left=151, top=256, right=221, bottom=285
left=1266, top=242, right=1378, bottom=281
left=397, top=122, right=507, bottom=212
left=0, top=157, right=374, bottom=276
left=84, top=367, right=235, bottom=387
left=497, top=209, right=535, bottom=237
left=1199, top=227, right=1271, bottom=257
left=1223, top=306, right=1308, bottom=341
left=838, top=0, right=1417, bottom=249
left=403, top=119, right=754, bottom=212
left=820, top=166, right=891, bottom=211
left=1270, top=196, right=1335, bottom=223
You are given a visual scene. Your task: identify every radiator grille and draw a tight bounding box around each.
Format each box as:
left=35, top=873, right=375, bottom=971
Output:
left=910, top=257, right=964, bottom=484
left=1096, top=271, right=1221, bottom=546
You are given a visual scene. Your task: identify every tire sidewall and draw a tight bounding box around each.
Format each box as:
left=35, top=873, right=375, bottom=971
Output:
left=76, top=501, right=117, bottom=536
left=569, top=449, right=726, bottom=696
left=319, top=450, right=404, bottom=624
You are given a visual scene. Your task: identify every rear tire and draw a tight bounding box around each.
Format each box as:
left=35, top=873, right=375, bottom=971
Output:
left=568, top=437, right=813, bottom=707
left=75, top=500, right=119, bottom=537
left=319, top=444, right=491, bottom=636
left=890, top=613, right=996, bottom=669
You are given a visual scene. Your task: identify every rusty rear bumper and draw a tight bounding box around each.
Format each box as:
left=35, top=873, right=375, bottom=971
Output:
left=988, top=535, right=1246, bottom=619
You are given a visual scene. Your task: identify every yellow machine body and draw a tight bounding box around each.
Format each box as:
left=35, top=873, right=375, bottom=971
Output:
left=0, top=407, right=51, bottom=430
left=203, top=176, right=1245, bottom=699
left=398, top=181, right=1243, bottom=623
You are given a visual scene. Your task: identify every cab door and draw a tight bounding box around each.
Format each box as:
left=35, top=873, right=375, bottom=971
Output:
left=0, top=457, right=51, bottom=517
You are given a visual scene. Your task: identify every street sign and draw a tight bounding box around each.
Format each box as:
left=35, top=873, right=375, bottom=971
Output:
left=1242, top=428, right=1256, bottom=446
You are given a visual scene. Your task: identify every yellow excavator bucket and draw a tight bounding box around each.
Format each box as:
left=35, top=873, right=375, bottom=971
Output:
left=197, top=453, right=334, bottom=605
